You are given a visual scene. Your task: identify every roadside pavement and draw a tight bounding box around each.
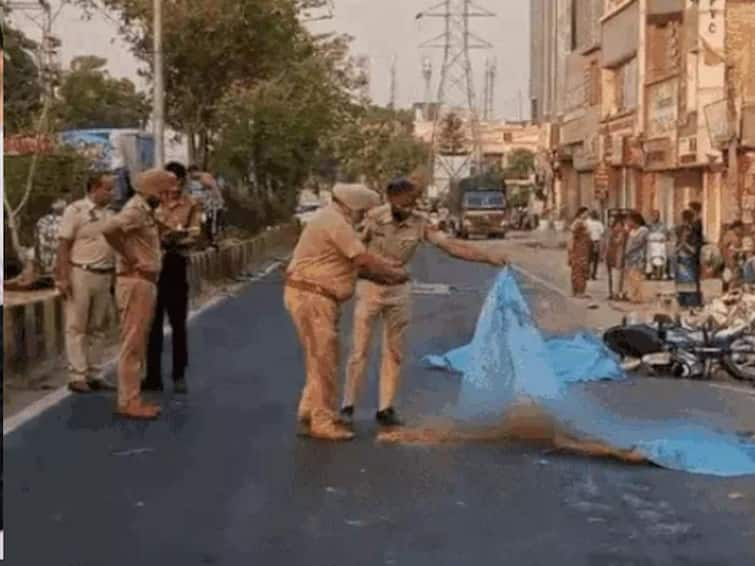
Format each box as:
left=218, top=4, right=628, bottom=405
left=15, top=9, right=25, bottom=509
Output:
left=496, top=229, right=722, bottom=334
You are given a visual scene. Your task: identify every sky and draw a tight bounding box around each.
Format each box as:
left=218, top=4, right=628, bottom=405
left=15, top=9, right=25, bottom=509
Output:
left=8, top=0, right=530, bottom=120
left=309, top=0, right=531, bottom=119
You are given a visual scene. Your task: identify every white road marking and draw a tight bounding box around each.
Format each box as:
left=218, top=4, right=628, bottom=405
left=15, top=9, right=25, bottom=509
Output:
left=511, top=265, right=568, bottom=298
left=707, top=382, right=755, bottom=398
left=3, top=260, right=285, bottom=436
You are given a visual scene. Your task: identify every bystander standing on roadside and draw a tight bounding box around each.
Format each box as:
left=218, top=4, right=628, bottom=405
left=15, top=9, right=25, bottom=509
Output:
left=585, top=210, right=605, bottom=280
left=187, top=165, right=225, bottom=247
left=623, top=211, right=649, bottom=304
left=689, top=201, right=705, bottom=301
left=720, top=220, right=744, bottom=293
left=567, top=207, right=592, bottom=299
left=144, top=162, right=202, bottom=393
left=675, top=209, right=704, bottom=308
left=55, top=172, right=117, bottom=393
left=35, top=199, right=68, bottom=283
left=605, top=213, right=627, bottom=300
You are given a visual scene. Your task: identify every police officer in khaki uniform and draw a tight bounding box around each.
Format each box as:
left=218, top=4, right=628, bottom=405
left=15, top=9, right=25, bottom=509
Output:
left=341, top=177, right=508, bottom=428
left=55, top=171, right=117, bottom=393
left=102, top=169, right=177, bottom=420
left=144, top=162, right=202, bottom=393
left=285, top=184, right=409, bottom=441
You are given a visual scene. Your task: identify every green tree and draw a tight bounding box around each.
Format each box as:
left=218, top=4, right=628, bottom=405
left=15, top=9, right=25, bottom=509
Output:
left=3, top=24, right=44, bottom=133
left=78, top=0, right=312, bottom=166
left=211, top=31, right=360, bottom=223
left=333, top=106, right=429, bottom=193
left=438, top=112, right=466, bottom=156
left=505, top=148, right=535, bottom=179
left=53, top=55, right=150, bottom=129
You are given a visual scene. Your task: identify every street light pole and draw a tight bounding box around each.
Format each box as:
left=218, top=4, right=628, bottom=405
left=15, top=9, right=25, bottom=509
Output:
left=153, top=0, right=165, bottom=167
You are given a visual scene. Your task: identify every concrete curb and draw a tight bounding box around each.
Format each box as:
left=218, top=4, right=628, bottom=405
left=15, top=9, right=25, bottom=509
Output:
left=2, top=223, right=299, bottom=384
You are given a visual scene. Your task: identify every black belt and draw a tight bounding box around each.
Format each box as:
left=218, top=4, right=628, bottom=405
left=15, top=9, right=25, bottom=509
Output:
left=71, top=263, right=115, bottom=274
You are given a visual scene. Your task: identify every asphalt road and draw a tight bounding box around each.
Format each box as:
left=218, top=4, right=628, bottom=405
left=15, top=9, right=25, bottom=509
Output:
left=4, top=247, right=755, bottom=566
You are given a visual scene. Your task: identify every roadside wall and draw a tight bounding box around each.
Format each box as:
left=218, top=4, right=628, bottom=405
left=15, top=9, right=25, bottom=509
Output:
left=2, top=223, right=299, bottom=382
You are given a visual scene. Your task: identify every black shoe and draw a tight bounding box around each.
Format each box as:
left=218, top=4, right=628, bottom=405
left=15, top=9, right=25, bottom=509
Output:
left=339, top=406, right=354, bottom=426
left=174, top=379, right=188, bottom=394
left=296, top=418, right=311, bottom=437
left=142, top=381, right=164, bottom=392
left=87, top=379, right=116, bottom=392
left=68, top=381, right=92, bottom=394
left=376, top=407, right=403, bottom=427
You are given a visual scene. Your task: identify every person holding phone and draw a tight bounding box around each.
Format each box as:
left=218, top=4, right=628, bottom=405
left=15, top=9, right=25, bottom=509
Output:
left=143, top=162, right=202, bottom=393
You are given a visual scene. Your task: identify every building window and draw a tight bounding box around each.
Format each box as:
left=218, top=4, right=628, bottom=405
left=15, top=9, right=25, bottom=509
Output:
left=646, top=17, right=682, bottom=83
left=612, top=57, right=638, bottom=113
left=503, top=132, right=513, bottom=143
left=571, top=0, right=578, bottom=51
left=588, top=61, right=601, bottom=106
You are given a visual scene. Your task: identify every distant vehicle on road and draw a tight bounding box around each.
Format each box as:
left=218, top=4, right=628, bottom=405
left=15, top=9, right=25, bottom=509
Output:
left=448, top=173, right=508, bottom=239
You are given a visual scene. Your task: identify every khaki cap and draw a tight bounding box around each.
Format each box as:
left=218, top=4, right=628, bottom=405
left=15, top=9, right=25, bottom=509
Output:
left=332, top=184, right=380, bottom=212
left=134, top=169, right=177, bottom=198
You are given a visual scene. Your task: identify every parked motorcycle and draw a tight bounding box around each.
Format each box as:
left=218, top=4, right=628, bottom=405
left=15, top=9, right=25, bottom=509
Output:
left=603, top=315, right=755, bottom=383
left=646, top=230, right=668, bottom=281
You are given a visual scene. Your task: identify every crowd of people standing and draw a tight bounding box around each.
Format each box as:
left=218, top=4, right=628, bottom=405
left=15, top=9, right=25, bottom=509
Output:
left=567, top=201, right=734, bottom=309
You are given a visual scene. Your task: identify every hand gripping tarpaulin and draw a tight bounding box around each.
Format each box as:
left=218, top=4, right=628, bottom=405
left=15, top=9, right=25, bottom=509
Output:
left=430, top=269, right=755, bottom=477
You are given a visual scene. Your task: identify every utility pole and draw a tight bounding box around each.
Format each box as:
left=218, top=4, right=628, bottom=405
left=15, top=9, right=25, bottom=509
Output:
left=422, top=57, right=433, bottom=119
left=483, top=57, right=496, bottom=121
left=153, top=0, right=165, bottom=167
left=518, top=89, right=523, bottom=122
left=389, top=55, right=398, bottom=110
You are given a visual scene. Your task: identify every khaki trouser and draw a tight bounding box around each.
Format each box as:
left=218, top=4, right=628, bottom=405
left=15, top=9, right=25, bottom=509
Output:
left=284, top=286, right=340, bottom=427
left=65, top=267, right=114, bottom=383
left=343, top=280, right=410, bottom=412
left=115, top=277, right=157, bottom=407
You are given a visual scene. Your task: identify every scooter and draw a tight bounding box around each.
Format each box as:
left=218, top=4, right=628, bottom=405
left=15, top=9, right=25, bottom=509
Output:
left=646, top=231, right=668, bottom=281
left=603, top=314, right=755, bottom=383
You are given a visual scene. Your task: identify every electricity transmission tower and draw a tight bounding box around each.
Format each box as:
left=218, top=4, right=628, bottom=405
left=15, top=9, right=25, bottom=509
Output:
left=417, top=0, right=494, bottom=195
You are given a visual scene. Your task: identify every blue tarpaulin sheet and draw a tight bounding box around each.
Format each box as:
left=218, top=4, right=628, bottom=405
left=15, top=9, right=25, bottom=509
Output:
left=424, top=333, right=625, bottom=384
left=431, top=269, right=755, bottom=477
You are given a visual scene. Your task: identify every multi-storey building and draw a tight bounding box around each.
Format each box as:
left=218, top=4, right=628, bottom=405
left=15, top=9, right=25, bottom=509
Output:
left=530, top=0, right=755, bottom=243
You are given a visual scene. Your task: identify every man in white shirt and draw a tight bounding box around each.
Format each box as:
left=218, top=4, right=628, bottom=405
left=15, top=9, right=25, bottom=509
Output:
left=585, top=210, right=605, bottom=280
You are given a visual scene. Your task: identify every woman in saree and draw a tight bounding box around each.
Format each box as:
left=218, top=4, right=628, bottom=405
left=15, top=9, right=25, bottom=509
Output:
left=675, top=209, right=703, bottom=308
left=604, top=214, right=627, bottom=300
left=568, top=207, right=592, bottom=298
left=623, top=211, right=649, bottom=304
left=719, top=220, right=744, bottom=293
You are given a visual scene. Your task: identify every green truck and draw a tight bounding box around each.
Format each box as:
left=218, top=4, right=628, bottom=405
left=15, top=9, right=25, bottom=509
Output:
left=447, top=172, right=508, bottom=239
